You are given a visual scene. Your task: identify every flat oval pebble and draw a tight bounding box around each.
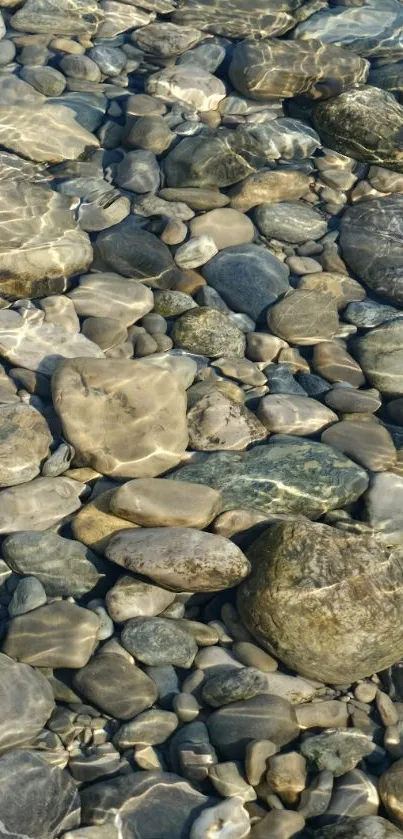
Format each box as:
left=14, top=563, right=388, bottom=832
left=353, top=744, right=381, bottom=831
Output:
left=3, top=601, right=99, bottom=668
left=73, top=651, right=158, bottom=719
left=121, top=616, right=198, bottom=667
left=106, top=527, right=250, bottom=592
left=109, top=478, right=222, bottom=528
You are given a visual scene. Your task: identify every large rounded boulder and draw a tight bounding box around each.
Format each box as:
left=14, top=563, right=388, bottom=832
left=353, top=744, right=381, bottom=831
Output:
left=237, top=520, right=403, bottom=685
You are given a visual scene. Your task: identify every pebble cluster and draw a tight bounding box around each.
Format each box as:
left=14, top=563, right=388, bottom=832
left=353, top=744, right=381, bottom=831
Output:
left=2, top=0, right=403, bottom=838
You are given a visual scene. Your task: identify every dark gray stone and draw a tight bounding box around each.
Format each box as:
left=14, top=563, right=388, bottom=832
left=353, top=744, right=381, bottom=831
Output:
left=121, top=617, right=198, bottom=667
left=81, top=770, right=214, bottom=839
left=202, top=244, right=290, bottom=321
left=354, top=319, right=403, bottom=396
left=164, top=128, right=266, bottom=189
left=345, top=300, right=403, bottom=329
left=0, top=749, right=80, bottom=839
left=8, top=576, right=47, bottom=616
left=340, top=196, right=403, bottom=306
left=314, top=817, right=403, bottom=839
left=264, top=364, right=306, bottom=396
left=0, top=653, right=54, bottom=753
left=202, top=667, right=267, bottom=707
left=207, top=694, right=299, bottom=760
left=255, top=200, right=327, bottom=243
left=95, top=216, right=184, bottom=288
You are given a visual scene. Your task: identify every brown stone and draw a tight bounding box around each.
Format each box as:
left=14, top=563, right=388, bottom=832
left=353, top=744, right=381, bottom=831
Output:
left=298, top=272, right=366, bottom=309
left=110, top=478, right=222, bottom=528
left=313, top=342, right=365, bottom=386
left=71, top=489, right=136, bottom=554
left=187, top=391, right=268, bottom=451
left=3, top=601, right=99, bottom=667
left=322, top=420, right=396, bottom=472
left=257, top=394, right=337, bottom=436
left=267, top=291, right=339, bottom=345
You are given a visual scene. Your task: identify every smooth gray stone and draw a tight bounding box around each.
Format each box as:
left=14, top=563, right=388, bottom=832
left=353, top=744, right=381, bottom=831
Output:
left=171, top=0, right=320, bottom=39
left=164, top=127, right=266, bottom=189
left=202, top=244, right=290, bottom=321
left=0, top=40, right=16, bottom=67
left=47, top=92, right=106, bottom=132
left=354, top=319, right=403, bottom=396
left=264, top=365, right=306, bottom=396
left=171, top=441, right=368, bottom=519
left=73, top=651, right=158, bottom=720
left=115, top=150, right=160, bottom=193
left=0, top=749, right=80, bottom=839
left=301, top=729, right=375, bottom=777
left=144, top=664, right=180, bottom=708
left=314, top=816, right=403, bottom=839
left=345, top=300, right=403, bottom=329
left=340, top=196, right=403, bottom=305
left=168, top=720, right=218, bottom=782
left=10, top=0, right=103, bottom=35
left=8, top=576, right=47, bottom=616
left=255, top=200, right=327, bottom=243
left=293, top=0, right=403, bottom=61
left=202, top=667, right=267, bottom=708
left=81, top=771, right=214, bottom=839
left=208, top=694, right=299, bottom=760
left=243, top=118, right=321, bottom=160
left=323, top=768, right=379, bottom=823
left=88, top=45, right=127, bottom=76
left=177, top=42, right=226, bottom=72
left=121, top=616, right=198, bottom=667
left=3, top=531, right=101, bottom=597
left=94, top=215, right=184, bottom=288
left=314, top=86, right=403, bottom=173
left=68, top=744, right=122, bottom=784
left=0, top=653, right=54, bottom=754
left=20, top=66, right=66, bottom=97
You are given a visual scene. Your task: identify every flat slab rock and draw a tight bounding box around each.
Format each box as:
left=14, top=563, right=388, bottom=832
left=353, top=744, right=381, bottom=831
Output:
left=81, top=770, right=215, bottom=839
left=0, top=653, right=54, bottom=754
left=0, top=181, right=93, bottom=301
left=0, top=749, right=80, bottom=839
left=0, top=476, right=85, bottom=534
left=52, top=357, right=188, bottom=479
left=171, top=440, right=369, bottom=519
left=10, top=0, right=103, bottom=34
left=0, top=310, right=104, bottom=375
left=0, top=103, right=99, bottom=164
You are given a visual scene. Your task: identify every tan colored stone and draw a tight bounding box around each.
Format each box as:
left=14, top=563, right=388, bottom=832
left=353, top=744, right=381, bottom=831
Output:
left=266, top=752, right=307, bottom=805
left=145, top=65, right=226, bottom=111
left=299, top=272, right=366, bottom=309
left=0, top=104, right=99, bottom=163
left=277, top=347, right=310, bottom=374
left=110, top=478, right=222, bottom=528
left=267, top=290, right=339, bottom=345
left=188, top=391, right=267, bottom=451
left=106, top=575, right=175, bottom=623
left=257, top=394, right=337, bottom=436
left=250, top=810, right=305, bottom=839
left=0, top=476, right=84, bottom=534
left=2, top=601, right=99, bottom=667
left=189, top=208, right=254, bottom=250
left=211, top=509, right=270, bottom=539
left=0, top=403, right=52, bottom=488
left=106, top=527, right=251, bottom=592
left=296, top=700, right=349, bottom=730
left=313, top=342, right=365, bottom=386
left=213, top=357, right=266, bottom=387
left=325, top=387, right=381, bottom=414
left=246, top=333, right=286, bottom=363
left=229, top=170, right=311, bottom=213
left=322, top=420, right=396, bottom=472
left=68, top=273, right=153, bottom=326
left=380, top=759, right=403, bottom=829
left=52, top=358, right=188, bottom=479
left=71, top=489, right=136, bottom=554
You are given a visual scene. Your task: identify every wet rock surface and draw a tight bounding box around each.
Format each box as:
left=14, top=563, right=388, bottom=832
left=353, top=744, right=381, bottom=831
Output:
left=2, top=2, right=403, bottom=838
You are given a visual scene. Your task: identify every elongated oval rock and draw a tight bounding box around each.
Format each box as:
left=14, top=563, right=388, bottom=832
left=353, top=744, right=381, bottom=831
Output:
left=52, top=358, right=188, bottom=479
left=109, top=478, right=222, bottom=528
left=237, top=520, right=403, bottom=684
left=106, top=527, right=250, bottom=592
left=0, top=476, right=85, bottom=534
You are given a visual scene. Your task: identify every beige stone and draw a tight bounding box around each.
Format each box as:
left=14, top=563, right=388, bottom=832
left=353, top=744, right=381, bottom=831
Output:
left=266, top=752, right=307, bottom=805
left=299, top=272, right=365, bottom=309
left=40, top=296, right=80, bottom=332
left=106, top=526, right=251, bottom=592
left=296, top=700, right=349, bottom=730
left=257, top=394, right=337, bottom=436
left=0, top=476, right=85, bottom=534
left=250, top=810, right=305, bottom=839
left=71, top=489, right=136, bottom=554
left=211, top=509, right=270, bottom=539
left=380, top=759, right=403, bottom=829
left=325, top=387, right=381, bottom=414
left=313, top=341, right=365, bottom=387
left=322, top=420, right=396, bottom=472
left=52, top=358, right=188, bottom=479
left=267, top=290, right=339, bottom=345
left=0, top=104, right=99, bottom=163
left=190, top=208, right=254, bottom=250
left=229, top=170, right=311, bottom=213
left=2, top=601, right=99, bottom=667
left=0, top=309, right=103, bottom=375
left=146, top=65, right=226, bottom=112
left=110, top=478, right=222, bottom=528
left=0, top=403, right=52, bottom=487
left=246, top=333, right=286, bottom=363
left=106, top=576, right=175, bottom=623
left=213, top=357, right=266, bottom=387
left=188, top=392, right=267, bottom=451
left=68, top=273, right=154, bottom=326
